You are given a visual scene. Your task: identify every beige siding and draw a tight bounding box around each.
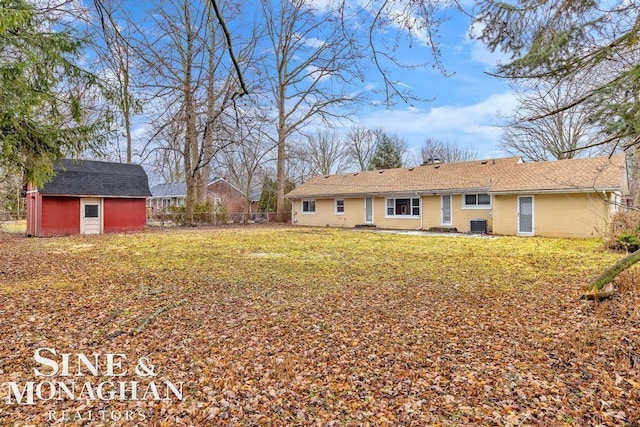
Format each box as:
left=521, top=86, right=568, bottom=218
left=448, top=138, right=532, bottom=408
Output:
left=452, top=195, right=493, bottom=233
left=293, top=197, right=420, bottom=229
left=492, top=195, right=517, bottom=236
left=374, top=197, right=421, bottom=230
left=292, top=192, right=614, bottom=237
left=293, top=199, right=348, bottom=228
left=419, top=195, right=492, bottom=232
left=493, top=193, right=613, bottom=238
left=292, top=198, right=378, bottom=228
left=421, top=196, right=441, bottom=229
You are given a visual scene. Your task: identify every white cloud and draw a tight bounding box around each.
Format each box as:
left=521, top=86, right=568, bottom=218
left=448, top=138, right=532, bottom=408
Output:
left=303, top=37, right=327, bottom=49
left=464, top=22, right=511, bottom=67
left=358, top=92, right=519, bottom=158
left=468, top=40, right=511, bottom=68
left=305, top=65, right=333, bottom=82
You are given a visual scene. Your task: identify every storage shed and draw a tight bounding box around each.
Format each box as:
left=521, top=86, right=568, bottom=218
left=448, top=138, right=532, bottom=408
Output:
left=26, top=159, right=152, bottom=236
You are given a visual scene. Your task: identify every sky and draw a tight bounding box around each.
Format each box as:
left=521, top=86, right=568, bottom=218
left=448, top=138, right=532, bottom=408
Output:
left=114, top=1, right=520, bottom=170
left=347, top=7, right=518, bottom=161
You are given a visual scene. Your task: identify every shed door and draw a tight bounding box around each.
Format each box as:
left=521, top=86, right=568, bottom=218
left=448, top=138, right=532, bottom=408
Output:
left=518, top=196, right=534, bottom=235
left=81, top=198, right=102, bottom=234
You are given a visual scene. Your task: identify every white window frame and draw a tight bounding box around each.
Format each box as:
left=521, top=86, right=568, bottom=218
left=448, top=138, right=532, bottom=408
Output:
left=385, top=197, right=421, bottom=218
left=335, top=199, right=345, bottom=215
left=302, top=199, right=316, bottom=214
left=462, top=193, right=492, bottom=209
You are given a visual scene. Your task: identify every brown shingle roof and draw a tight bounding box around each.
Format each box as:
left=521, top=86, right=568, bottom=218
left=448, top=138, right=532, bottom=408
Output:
left=286, top=155, right=626, bottom=198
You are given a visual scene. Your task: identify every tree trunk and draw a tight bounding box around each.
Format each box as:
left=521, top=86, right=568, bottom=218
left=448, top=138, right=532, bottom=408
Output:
left=584, top=248, right=640, bottom=298
left=184, top=174, right=197, bottom=226
left=275, top=82, right=287, bottom=222
left=182, top=3, right=197, bottom=227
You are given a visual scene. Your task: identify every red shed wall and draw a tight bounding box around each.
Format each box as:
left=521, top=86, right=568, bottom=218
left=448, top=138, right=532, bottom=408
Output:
left=41, top=197, right=80, bottom=236
left=104, top=198, right=147, bottom=232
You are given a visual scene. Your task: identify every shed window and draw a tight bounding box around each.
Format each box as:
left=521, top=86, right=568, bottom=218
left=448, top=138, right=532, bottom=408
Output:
left=335, top=199, right=345, bottom=215
left=84, top=205, right=99, bottom=218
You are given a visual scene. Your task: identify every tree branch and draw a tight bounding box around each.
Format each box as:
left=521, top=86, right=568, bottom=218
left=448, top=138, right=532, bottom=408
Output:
left=207, top=0, right=248, bottom=98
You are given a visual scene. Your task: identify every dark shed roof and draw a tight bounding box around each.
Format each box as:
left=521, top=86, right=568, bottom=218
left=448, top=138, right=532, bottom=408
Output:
left=39, top=159, right=152, bottom=197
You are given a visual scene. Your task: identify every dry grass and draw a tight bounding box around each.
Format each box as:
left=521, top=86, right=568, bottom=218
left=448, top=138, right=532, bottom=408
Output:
left=0, top=220, right=26, bottom=234
left=0, top=227, right=638, bottom=426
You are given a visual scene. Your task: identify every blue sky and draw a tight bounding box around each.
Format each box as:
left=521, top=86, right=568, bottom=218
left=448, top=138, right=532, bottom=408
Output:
left=119, top=1, right=519, bottom=169
left=348, top=8, right=518, bottom=161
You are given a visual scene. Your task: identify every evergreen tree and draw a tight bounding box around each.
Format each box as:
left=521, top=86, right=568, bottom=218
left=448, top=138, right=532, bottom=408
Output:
left=475, top=0, right=640, bottom=150
left=0, top=0, right=104, bottom=185
left=258, top=177, right=294, bottom=213
left=370, top=133, right=404, bottom=170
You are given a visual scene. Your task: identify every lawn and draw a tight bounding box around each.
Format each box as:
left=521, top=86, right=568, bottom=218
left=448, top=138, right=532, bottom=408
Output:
left=0, top=227, right=639, bottom=426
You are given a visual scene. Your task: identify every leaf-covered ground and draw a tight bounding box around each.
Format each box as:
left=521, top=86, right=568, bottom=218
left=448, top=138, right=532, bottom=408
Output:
left=1, top=227, right=639, bottom=426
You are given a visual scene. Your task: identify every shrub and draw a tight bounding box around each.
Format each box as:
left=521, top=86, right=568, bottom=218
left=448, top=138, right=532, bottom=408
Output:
left=607, top=211, right=640, bottom=252
left=214, top=203, right=227, bottom=224
left=618, top=233, right=640, bottom=252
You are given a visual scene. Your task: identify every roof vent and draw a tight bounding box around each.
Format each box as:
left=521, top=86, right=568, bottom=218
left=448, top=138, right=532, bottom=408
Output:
left=481, top=160, right=488, bottom=165
left=434, top=165, right=440, bottom=169
left=379, top=170, right=384, bottom=173
left=353, top=172, right=358, bottom=176
left=408, top=167, right=415, bottom=171
left=324, top=175, right=330, bottom=178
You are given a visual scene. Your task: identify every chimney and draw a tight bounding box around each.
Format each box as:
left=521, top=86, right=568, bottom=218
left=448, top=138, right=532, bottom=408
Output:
left=423, top=158, right=442, bottom=166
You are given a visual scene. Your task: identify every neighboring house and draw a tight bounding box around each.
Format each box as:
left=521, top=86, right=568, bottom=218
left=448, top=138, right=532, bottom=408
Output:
left=147, top=182, right=187, bottom=213
left=148, top=178, right=247, bottom=214
left=26, top=159, right=151, bottom=237
left=286, top=155, right=629, bottom=238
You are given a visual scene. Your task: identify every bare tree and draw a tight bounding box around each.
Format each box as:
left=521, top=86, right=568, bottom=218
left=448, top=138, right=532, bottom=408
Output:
left=286, top=141, right=315, bottom=186
left=347, top=126, right=377, bottom=172
left=215, top=108, right=277, bottom=223
left=91, top=0, right=139, bottom=164
left=296, top=129, right=350, bottom=176
left=133, top=0, right=255, bottom=225
left=500, top=78, right=606, bottom=162
left=145, top=109, right=185, bottom=184
left=259, top=0, right=365, bottom=221
left=420, top=138, right=477, bottom=164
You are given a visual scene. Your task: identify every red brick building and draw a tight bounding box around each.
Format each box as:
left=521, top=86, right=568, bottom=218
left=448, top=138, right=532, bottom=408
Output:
left=148, top=178, right=247, bottom=214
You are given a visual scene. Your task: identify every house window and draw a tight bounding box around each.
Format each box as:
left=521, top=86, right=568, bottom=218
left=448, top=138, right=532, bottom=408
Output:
left=302, top=200, right=316, bottom=214
left=386, top=198, right=420, bottom=217
left=463, top=193, right=491, bottom=208
left=335, top=199, right=345, bottom=215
